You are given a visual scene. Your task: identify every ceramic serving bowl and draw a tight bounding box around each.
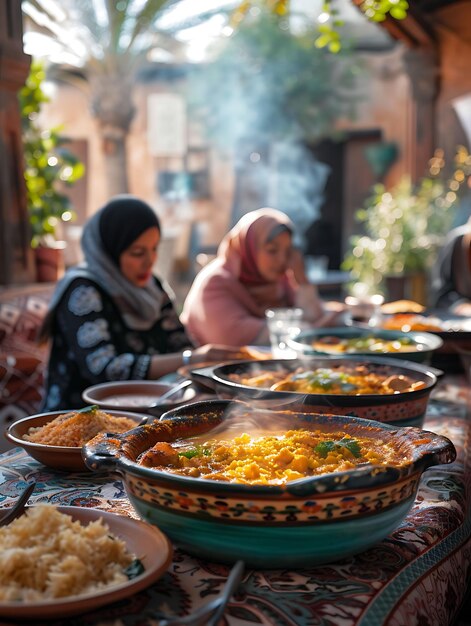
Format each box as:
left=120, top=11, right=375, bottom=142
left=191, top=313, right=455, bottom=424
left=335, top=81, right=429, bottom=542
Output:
left=83, top=399, right=456, bottom=568
left=0, top=506, right=173, bottom=620
left=287, top=327, right=443, bottom=364
left=189, top=356, right=439, bottom=428
left=380, top=311, right=471, bottom=373
left=82, top=380, right=206, bottom=417
left=5, top=409, right=148, bottom=471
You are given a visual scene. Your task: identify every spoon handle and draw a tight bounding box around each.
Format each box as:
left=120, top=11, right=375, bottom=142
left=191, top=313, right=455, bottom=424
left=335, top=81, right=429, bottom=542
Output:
left=0, top=481, right=36, bottom=527
left=206, top=560, right=245, bottom=626
left=151, top=379, right=193, bottom=406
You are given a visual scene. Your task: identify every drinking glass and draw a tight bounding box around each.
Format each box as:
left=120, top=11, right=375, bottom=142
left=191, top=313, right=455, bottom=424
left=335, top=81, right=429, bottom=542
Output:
left=345, top=294, right=384, bottom=327
left=265, top=307, right=303, bottom=359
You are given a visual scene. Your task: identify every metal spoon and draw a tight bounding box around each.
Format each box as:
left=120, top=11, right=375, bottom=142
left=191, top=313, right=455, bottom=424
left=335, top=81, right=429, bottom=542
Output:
left=157, top=560, right=244, bottom=626
left=149, top=379, right=193, bottom=408
left=206, top=560, right=245, bottom=626
left=0, top=481, right=36, bottom=527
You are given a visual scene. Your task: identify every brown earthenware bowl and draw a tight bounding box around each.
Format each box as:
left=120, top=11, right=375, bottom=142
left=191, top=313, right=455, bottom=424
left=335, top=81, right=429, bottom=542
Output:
left=188, top=355, right=439, bottom=427
left=5, top=409, right=148, bottom=471
left=0, top=506, right=172, bottom=619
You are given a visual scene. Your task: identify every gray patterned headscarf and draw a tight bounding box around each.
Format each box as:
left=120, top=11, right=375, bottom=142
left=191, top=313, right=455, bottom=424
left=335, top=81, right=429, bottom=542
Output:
left=41, top=196, right=166, bottom=338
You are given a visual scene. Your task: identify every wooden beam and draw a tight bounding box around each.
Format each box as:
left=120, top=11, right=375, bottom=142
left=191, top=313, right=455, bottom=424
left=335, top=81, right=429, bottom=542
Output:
left=350, top=0, right=436, bottom=50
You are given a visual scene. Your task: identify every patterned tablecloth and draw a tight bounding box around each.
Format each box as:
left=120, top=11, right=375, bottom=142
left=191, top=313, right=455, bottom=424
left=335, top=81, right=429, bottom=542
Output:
left=0, top=380, right=470, bottom=626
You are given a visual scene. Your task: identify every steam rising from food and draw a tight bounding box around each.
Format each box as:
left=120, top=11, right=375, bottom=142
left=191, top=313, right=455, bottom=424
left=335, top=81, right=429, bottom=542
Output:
left=138, top=404, right=407, bottom=485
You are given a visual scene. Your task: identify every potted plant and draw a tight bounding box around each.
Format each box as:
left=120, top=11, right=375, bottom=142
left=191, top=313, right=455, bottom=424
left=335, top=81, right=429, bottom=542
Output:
left=19, top=60, right=85, bottom=282
left=342, top=147, right=471, bottom=304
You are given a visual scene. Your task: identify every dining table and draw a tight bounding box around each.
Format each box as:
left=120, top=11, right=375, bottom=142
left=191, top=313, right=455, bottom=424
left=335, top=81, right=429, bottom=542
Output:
left=0, top=373, right=470, bottom=626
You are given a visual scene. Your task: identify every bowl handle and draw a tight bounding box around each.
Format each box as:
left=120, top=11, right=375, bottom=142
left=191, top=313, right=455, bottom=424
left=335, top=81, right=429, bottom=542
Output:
left=426, top=365, right=445, bottom=378
left=187, top=365, right=219, bottom=391
left=82, top=434, right=121, bottom=473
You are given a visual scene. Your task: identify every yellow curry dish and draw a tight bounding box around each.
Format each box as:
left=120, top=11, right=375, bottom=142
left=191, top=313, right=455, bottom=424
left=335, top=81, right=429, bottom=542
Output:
left=138, top=428, right=405, bottom=485
left=227, top=365, right=426, bottom=395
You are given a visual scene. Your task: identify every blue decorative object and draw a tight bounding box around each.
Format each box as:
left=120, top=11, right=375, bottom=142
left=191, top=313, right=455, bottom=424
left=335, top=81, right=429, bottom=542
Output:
left=364, top=141, right=399, bottom=179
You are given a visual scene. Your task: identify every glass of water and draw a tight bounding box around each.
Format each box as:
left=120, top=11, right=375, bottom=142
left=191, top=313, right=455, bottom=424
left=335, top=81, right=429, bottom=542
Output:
left=265, top=307, right=303, bottom=359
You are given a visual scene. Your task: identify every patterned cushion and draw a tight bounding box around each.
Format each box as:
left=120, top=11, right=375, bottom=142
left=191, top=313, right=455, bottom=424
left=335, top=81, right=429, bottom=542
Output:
left=0, top=285, right=53, bottom=442
left=0, top=286, right=52, bottom=358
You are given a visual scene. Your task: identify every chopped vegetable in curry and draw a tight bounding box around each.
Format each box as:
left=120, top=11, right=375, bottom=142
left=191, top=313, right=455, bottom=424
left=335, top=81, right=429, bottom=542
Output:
left=138, top=428, right=405, bottom=485
left=228, top=364, right=426, bottom=395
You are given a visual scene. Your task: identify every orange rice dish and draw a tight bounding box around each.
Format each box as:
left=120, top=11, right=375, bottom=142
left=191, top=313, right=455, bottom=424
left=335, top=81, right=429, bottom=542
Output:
left=24, top=407, right=138, bottom=447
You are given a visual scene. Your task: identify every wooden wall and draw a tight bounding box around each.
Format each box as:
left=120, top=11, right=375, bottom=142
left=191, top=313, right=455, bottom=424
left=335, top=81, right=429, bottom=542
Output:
left=0, top=1, right=32, bottom=285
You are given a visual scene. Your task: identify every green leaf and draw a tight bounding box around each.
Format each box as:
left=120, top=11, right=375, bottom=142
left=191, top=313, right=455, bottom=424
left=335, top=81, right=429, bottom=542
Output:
left=328, top=40, right=341, bottom=53
left=314, top=34, right=331, bottom=49
left=314, top=438, right=362, bottom=459
left=389, top=7, right=407, bottom=19
left=314, top=440, right=336, bottom=458
left=78, top=405, right=99, bottom=414
left=178, top=446, right=211, bottom=459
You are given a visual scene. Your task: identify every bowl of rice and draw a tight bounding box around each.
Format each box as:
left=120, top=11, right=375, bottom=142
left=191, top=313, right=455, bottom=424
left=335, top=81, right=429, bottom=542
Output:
left=0, top=504, right=172, bottom=619
left=5, top=406, right=147, bottom=471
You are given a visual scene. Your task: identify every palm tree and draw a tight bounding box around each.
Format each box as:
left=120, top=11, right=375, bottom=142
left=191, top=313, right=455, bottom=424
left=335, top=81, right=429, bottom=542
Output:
left=21, top=0, right=404, bottom=197
left=22, top=0, right=184, bottom=196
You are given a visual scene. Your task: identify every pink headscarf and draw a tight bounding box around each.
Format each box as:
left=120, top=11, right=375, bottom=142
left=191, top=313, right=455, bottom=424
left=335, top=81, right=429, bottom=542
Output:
left=181, top=208, right=297, bottom=346
left=217, top=207, right=296, bottom=312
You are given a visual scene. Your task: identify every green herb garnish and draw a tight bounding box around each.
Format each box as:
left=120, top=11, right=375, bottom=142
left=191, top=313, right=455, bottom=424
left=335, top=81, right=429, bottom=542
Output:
left=124, top=558, right=145, bottom=580
left=78, top=405, right=99, bottom=414
left=314, top=438, right=362, bottom=459
left=293, top=368, right=355, bottom=392
left=178, top=446, right=211, bottom=459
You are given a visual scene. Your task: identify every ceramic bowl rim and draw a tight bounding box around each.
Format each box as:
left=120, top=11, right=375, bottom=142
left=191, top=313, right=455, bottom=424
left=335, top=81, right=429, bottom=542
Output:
left=287, top=327, right=444, bottom=355
left=83, top=398, right=455, bottom=497
left=196, top=355, right=438, bottom=401
left=82, top=380, right=176, bottom=411
left=5, top=409, right=149, bottom=452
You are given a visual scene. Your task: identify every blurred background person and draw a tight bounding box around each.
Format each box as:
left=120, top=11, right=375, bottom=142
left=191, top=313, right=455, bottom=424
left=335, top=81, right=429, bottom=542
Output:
left=431, top=216, right=471, bottom=315
left=181, top=207, right=343, bottom=347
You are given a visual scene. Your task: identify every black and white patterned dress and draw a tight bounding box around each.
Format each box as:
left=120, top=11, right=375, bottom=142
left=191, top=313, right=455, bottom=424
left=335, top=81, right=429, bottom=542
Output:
left=42, top=276, right=191, bottom=410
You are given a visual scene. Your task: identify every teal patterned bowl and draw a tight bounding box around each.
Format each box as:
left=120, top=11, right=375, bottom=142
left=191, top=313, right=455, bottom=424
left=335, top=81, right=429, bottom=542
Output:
left=83, top=400, right=455, bottom=568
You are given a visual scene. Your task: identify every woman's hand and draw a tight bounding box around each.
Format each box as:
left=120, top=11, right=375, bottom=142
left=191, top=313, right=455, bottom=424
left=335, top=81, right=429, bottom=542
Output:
left=191, top=344, right=250, bottom=364
left=148, top=344, right=248, bottom=379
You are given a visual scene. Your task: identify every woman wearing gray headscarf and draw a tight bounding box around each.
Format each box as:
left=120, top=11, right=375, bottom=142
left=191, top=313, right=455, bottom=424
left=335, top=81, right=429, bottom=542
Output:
left=40, top=195, right=243, bottom=410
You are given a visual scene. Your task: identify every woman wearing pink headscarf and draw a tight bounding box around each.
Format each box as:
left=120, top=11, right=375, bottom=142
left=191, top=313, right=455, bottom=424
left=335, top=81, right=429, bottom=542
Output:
left=181, top=208, right=338, bottom=347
